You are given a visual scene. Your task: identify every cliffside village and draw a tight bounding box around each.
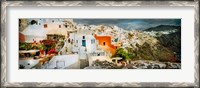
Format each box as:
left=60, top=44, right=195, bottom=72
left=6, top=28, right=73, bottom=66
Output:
left=19, top=19, right=179, bottom=69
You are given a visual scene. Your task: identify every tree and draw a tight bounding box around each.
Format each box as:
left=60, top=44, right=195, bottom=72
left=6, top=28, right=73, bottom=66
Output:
left=115, top=48, right=136, bottom=61
left=19, top=42, right=32, bottom=50
left=30, top=20, right=37, bottom=25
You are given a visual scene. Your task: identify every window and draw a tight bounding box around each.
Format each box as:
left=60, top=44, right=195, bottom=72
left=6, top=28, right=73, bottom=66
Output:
left=103, top=42, right=106, bottom=46
left=102, top=52, right=105, bottom=56
left=91, top=39, right=95, bottom=44
left=83, top=36, right=85, bottom=39
left=44, top=24, right=47, bottom=28
left=53, top=36, right=57, bottom=39
left=68, top=39, right=70, bottom=43
left=65, top=25, right=68, bottom=28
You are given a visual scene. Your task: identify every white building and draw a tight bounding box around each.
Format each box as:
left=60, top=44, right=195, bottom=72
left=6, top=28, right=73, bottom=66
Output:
left=46, top=55, right=79, bottom=69
left=40, top=19, right=77, bottom=37
left=88, top=50, right=108, bottom=66
left=65, top=30, right=97, bottom=59
left=26, top=18, right=77, bottom=37
left=19, top=59, right=39, bottom=69
left=21, top=24, right=47, bottom=43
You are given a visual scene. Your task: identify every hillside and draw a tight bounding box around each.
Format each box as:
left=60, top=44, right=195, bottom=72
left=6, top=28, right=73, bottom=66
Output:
left=119, top=30, right=176, bottom=62
left=145, top=25, right=181, bottom=32
left=144, top=25, right=181, bottom=62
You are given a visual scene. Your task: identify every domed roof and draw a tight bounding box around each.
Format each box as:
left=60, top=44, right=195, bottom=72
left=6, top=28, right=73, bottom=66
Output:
left=21, top=24, right=47, bottom=36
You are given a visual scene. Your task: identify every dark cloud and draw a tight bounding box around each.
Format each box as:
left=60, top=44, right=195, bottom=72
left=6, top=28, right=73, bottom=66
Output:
left=74, top=19, right=181, bottom=30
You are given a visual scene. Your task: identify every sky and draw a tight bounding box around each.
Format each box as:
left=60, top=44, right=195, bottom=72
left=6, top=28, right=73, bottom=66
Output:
left=74, top=19, right=181, bottom=30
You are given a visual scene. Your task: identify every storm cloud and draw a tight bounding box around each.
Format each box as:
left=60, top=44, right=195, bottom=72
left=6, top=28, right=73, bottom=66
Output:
left=74, top=19, right=181, bottom=30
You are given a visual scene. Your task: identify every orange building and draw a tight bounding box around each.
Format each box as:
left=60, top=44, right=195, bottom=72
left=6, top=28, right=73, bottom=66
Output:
left=94, top=34, right=120, bottom=55
left=19, top=33, right=25, bottom=43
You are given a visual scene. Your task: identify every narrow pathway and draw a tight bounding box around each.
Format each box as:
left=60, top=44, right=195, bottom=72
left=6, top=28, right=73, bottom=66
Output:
left=59, top=39, right=74, bottom=55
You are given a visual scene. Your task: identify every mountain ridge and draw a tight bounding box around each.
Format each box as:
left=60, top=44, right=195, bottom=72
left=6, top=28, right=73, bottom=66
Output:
left=144, top=25, right=181, bottom=32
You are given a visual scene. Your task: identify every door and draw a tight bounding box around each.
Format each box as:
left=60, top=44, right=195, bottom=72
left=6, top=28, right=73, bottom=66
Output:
left=82, top=40, right=86, bottom=47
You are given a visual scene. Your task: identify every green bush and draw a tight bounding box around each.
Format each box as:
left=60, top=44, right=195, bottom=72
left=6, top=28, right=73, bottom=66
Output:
left=19, top=43, right=32, bottom=50
left=115, top=48, right=136, bottom=61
